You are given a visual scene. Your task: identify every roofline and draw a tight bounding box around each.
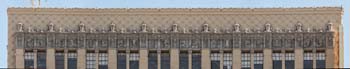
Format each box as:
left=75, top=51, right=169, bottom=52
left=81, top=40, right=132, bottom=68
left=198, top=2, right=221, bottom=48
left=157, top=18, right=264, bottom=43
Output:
left=7, top=7, right=343, bottom=15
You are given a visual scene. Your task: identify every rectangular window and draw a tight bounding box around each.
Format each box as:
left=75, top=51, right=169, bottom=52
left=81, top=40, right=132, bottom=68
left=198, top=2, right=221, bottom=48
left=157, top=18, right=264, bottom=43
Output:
left=55, top=52, right=65, bottom=69
left=272, top=52, right=282, bottom=69
left=99, top=52, right=108, bottom=69
left=253, top=52, right=263, bottom=69
left=117, top=52, right=127, bottom=69
left=179, top=52, right=189, bottom=69
left=223, top=53, right=232, bottom=69
left=86, top=52, right=96, bottom=69
left=285, top=52, right=295, bottom=69
left=210, top=52, right=220, bottom=69
left=192, top=52, right=201, bottom=69
left=241, top=52, right=250, bottom=69
left=161, top=52, right=170, bottom=69
left=37, top=52, right=46, bottom=69
left=68, top=52, right=77, bottom=69
left=148, top=52, right=158, bottom=69
left=316, top=51, right=325, bottom=68
left=303, top=51, right=313, bottom=68
left=24, top=52, right=34, bottom=69
left=130, top=52, right=139, bottom=69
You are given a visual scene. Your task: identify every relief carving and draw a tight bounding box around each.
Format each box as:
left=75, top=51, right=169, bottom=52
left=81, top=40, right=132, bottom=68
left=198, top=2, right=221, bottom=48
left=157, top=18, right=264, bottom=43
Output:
left=141, top=23, right=147, bottom=32
left=265, top=23, right=272, bottom=32
left=234, top=24, right=240, bottom=32
left=296, top=22, right=303, bottom=32
left=79, top=22, right=86, bottom=32
left=15, top=23, right=334, bottom=49
left=191, top=39, right=200, bottom=48
left=326, top=21, right=333, bottom=32
left=110, top=23, right=116, bottom=32
left=17, top=23, right=24, bottom=32
left=48, top=22, right=55, bottom=32
left=161, top=39, right=171, bottom=48
left=172, top=24, right=178, bottom=33
left=203, top=23, right=209, bottom=32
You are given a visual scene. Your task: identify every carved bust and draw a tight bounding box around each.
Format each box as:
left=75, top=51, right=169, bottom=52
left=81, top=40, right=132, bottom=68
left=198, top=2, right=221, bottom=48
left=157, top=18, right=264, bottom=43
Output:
left=48, top=22, right=55, bottom=32
left=89, top=28, right=95, bottom=33
left=59, top=27, right=64, bottom=32
left=296, top=22, right=303, bottom=32
left=110, top=23, right=116, bottom=32
left=203, top=23, right=209, bottom=32
left=326, top=21, right=333, bottom=32
left=183, top=28, right=187, bottom=33
left=265, top=23, right=272, bottom=32
left=151, top=28, right=157, bottom=33
left=78, top=22, right=85, bottom=32
left=28, top=26, right=33, bottom=32
left=171, top=24, right=178, bottom=33
left=141, top=23, right=147, bottom=32
left=121, top=28, right=126, bottom=33
left=234, top=24, right=240, bottom=32
left=213, top=28, right=218, bottom=33
left=17, top=23, right=24, bottom=32
left=244, top=28, right=250, bottom=33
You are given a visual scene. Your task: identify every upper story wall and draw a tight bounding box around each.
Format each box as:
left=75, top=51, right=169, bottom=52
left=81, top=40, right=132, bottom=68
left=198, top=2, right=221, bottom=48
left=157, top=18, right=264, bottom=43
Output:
left=7, top=7, right=343, bottom=34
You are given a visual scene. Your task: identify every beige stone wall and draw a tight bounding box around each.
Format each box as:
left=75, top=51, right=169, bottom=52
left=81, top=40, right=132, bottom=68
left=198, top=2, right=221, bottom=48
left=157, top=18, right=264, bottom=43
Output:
left=7, top=7, right=343, bottom=68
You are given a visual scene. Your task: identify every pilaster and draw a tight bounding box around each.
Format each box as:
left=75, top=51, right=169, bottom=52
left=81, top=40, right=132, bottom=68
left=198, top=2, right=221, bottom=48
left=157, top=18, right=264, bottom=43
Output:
left=77, top=49, right=86, bottom=69
left=263, top=49, right=272, bottom=69
left=201, top=49, right=210, bottom=69
left=108, top=49, right=117, bottom=69
left=46, top=49, right=55, bottom=69
left=294, top=49, right=303, bottom=69
left=139, top=49, right=148, bottom=69
left=15, top=49, right=24, bottom=68
left=170, top=49, right=179, bottom=69
left=232, top=49, right=241, bottom=69
left=326, top=48, right=335, bottom=68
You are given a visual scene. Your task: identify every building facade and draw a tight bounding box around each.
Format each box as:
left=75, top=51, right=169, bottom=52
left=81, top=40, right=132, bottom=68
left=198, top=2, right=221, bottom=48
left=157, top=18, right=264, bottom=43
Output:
left=7, top=7, right=343, bottom=69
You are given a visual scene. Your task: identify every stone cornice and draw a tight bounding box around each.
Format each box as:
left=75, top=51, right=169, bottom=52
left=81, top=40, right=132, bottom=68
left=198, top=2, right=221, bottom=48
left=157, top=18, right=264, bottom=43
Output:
left=7, top=7, right=343, bottom=15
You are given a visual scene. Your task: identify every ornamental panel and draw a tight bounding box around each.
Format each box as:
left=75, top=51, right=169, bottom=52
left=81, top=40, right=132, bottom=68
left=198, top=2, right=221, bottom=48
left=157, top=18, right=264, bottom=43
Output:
left=14, top=32, right=333, bottom=49
left=55, top=33, right=66, bottom=48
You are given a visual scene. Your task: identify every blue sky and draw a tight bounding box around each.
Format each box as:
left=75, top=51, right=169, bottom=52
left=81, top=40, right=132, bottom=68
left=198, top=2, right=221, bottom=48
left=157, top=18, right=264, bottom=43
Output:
left=0, top=0, right=348, bottom=68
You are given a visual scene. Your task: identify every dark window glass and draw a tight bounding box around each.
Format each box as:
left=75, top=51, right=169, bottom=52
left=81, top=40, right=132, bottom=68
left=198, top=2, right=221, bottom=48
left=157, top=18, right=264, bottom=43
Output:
left=285, top=60, right=294, bottom=69
left=99, top=53, right=108, bottom=69
left=316, top=60, right=325, bottom=68
left=304, top=60, right=313, bottom=68
left=211, top=61, right=220, bottom=69
left=130, top=61, right=139, bottom=69
left=161, top=53, right=170, bottom=69
left=24, top=52, right=34, bottom=69
left=117, top=53, right=126, bottom=69
left=192, top=53, right=201, bottom=69
left=304, top=52, right=313, bottom=68
left=148, top=53, right=158, bottom=69
left=254, top=64, right=263, bottom=69
left=285, top=53, right=294, bottom=69
left=316, top=52, right=325, bottom=68
left=179, top=53, right=189, bottom=69
left=37, top=52, right=46, bottom=69
left=68, top=53, right=77, bottom=69
left=273, top=61, right=282, bottom=69
left=55, top=53, right=65, bottom=69
left=130, top=53, right=139, bottom=69
left=210, top=53, right=220, bottom=69
left=272, top=53, right=282, bottom=69
left=254, top=53, right=263, bottom=69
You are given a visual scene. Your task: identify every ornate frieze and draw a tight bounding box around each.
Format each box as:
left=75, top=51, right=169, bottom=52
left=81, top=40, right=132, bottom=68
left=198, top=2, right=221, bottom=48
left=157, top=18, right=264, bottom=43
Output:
left=14, top=22, right=334, bottom=49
